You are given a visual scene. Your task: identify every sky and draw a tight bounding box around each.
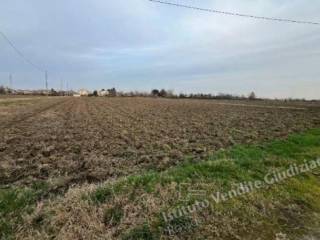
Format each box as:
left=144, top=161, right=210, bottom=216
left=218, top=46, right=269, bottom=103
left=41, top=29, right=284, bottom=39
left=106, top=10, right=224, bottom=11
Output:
left=0, top=0, right=319, bottom=99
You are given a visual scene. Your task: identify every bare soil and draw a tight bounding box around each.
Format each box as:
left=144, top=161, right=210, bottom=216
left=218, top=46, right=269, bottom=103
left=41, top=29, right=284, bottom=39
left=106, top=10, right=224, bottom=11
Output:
left=1, top=97, right=320, bottom=188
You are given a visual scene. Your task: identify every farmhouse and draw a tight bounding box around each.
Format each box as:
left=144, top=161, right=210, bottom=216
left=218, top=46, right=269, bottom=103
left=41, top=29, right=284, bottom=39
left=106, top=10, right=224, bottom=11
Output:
left=98, top=89, right=109, bottom=97
left=78, top=89, right=90, bottom=96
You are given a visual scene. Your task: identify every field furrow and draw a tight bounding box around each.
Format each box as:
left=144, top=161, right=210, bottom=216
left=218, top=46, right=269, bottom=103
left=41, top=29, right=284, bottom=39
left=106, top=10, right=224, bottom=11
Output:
left=1, top=97, right=320, bottom=188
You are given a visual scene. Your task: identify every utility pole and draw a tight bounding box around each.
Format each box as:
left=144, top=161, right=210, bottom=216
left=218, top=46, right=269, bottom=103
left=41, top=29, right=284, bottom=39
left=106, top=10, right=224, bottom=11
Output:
left=9, top=74, right=12, bottom=89
left=60, top=79, right=63, bottom=92
left=66, top=80, right=69, bottom=96
left=45, top=71, right=48, bottom=90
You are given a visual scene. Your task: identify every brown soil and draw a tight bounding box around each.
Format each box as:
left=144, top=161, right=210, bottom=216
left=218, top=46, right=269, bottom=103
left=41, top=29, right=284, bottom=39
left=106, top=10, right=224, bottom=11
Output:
left=1, top=97, right=320, bottom=187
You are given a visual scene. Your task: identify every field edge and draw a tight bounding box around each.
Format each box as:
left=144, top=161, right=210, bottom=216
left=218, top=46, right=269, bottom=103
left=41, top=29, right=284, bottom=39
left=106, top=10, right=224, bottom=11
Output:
left=1, top=128, right=320, bottom=239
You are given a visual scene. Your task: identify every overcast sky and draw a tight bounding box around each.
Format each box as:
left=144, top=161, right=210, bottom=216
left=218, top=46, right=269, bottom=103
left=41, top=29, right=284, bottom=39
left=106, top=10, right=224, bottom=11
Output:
left=0, top=0, right=319, bottom=99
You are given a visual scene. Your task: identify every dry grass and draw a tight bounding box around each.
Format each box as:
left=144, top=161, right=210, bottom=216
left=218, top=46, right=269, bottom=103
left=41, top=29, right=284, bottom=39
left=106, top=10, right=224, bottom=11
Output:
left=4, top=129, right=320, bottom=240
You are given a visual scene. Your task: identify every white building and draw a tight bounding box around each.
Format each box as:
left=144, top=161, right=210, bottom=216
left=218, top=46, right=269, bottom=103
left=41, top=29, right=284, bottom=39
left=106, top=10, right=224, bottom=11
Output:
left=98, top=89, right=109, bottom=97
left=78, top=89, right=90, bottom=96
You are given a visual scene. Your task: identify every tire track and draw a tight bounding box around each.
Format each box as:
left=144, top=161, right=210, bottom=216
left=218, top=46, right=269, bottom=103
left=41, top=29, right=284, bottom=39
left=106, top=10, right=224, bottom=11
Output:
left=0, top=98, right=68, bottom=130
left=0, top=98, right=74, bottom=186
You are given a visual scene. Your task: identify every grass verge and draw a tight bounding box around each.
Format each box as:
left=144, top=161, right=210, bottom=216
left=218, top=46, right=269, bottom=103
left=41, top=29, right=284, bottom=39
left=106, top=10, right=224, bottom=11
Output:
left=0, top=182, right=49, bottom=240
left=3, top=128, right=320, bottom=239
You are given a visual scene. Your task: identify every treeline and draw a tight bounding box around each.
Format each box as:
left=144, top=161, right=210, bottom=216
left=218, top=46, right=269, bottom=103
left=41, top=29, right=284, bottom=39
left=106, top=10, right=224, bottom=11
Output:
left=0, top=85, right=295, bottom=102
left=116, top=89, right=259, bottom=100
left=116, top=89, right=315, bottom=102
left=1, top=85, right=316, bottom=102
left=0, top=86, right=74, bottom=96
left=0, top=86, right=11, bottom=95
left=176, top=91, right=257, bottom=100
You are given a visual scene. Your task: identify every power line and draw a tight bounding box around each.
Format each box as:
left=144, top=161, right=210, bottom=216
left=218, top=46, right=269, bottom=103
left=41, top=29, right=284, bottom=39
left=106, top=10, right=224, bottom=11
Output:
left=0, top=31, right=45, bottom=72
left=149, top=0, right=320, bottom=25
left=1, top=31, right=54, bottom=90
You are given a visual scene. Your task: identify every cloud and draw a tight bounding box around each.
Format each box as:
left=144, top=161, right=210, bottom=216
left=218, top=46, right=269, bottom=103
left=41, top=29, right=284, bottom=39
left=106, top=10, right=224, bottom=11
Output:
left=0, top=0, right=319, bottom=98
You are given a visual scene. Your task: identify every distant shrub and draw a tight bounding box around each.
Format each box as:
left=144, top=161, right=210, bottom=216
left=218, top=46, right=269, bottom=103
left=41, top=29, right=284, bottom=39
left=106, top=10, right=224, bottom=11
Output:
left=108, top=88, right=117, bottom=97
left=151, top=89, right=160, bottom=97
left=0, top=86, right=6, bottom=95
left=159, top=89, right=167, bottom=97
left=248, top=91, right=257, bottom=100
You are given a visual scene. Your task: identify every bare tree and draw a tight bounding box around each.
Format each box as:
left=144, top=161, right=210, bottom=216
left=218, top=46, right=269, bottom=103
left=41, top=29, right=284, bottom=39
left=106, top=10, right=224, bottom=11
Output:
left=151, top=89, right=160, bottom=97
left=0, top=86, right=6, bottom=95
left=108, top=88, right=117, bottom=97
left=248, top=92, right=257, bottom=100
left=159, top=89, right=167, bottom=97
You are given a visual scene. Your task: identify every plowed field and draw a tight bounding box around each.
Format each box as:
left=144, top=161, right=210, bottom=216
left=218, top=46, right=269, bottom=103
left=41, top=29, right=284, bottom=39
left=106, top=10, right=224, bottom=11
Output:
left=1, top=97, right=320, bottom=188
